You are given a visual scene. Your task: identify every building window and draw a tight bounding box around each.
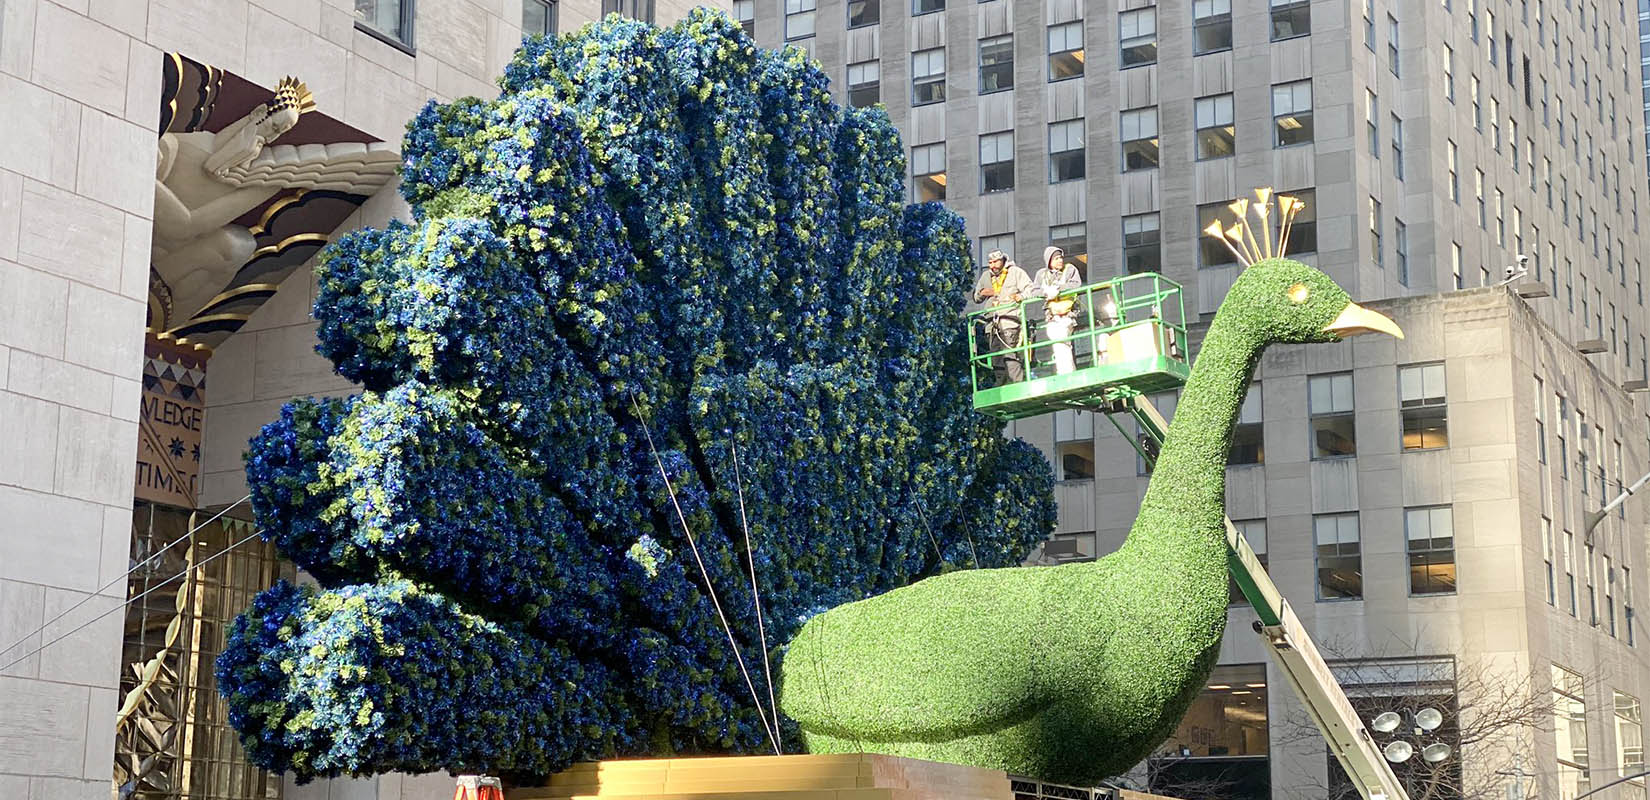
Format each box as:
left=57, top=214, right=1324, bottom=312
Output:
left=1228, top=521, right=1267, bottom=604
left=1194, top=0, right=1233, bottom=54
left=1272, top=0, right=1310, bottom=40
left=1406, top=506, right=1456, bottom=595
left=602, top=0, right=655, bottom=21
left=911, top=48, right=945, bottom=105
left=1471, top=75, right=1482, bottom=129
left=912, top=0, right=942, bottom=14
left=1451, top=242, right=1463, bottom=288
left=1564, top=530, right=1577, bottom=614
left=1195, top=94, right=1236, bottom=160
left=1309, top=372, right=1356, bottom=459
left=1230, top=384, right=1263, bottom=465
left=784, top=0, right=816, bottom=39
left=1475, top=169, right=1486, bottom=227
left=978, top=233, right=1014, bottom=265
left=1553, top=666, right=1590, bottom=799
left=1490, top=96, right=1501, bottom=150
left=1163, top=665, right=1270, bottom=770
left=979, top=131, right=1014, bottom=193
left=1495, top=188, right=1505, bottom=245
left=1315, top=513, right=1362, bottom=600
left=1273, top=80, right=1314, bottom=146
left=1400, top=363, right=1448, bottom=450
left=978, top=35, right=1013, bottom=93
left=847, top=61, right=880, bottom=107
left=1543, top=517, right=1556, bottom=605
left=523, top=0, right=557, bottom=35
left=1281, top=187, right=1317, bottom=253
left=1444, top=44, right=1455, bottom=102
left=1395, top=219, right=1408, bottom=285
left=1626, top=566, right=1637, bottom=646
left=1387, top=14, right=1399, bottom=74
left=1362, top=0, right=1374, bottom=49
left=911, top=142, right=945, bottom=202
left=1048, top=119, right=1084, bottom=183
left=1048, top=22, right=1083, bottom=81
left=356, top=0, right=414, bottom=47
left=1199, top=201, right=1237, bottom=268
left=1391, top=114, right=1403, bottom=179
left=1122, top=213, right=1161, bottom=275
left=1119, top=9, right=1157, bottom=67
left=1615, top=692, right=1644, bottom=781
left=1120, top=107, right=1159, bottom=171
left=1365, top=90, right=1379, bottom=157
left=1607, top=556, right=1618, bottom=636
left=1447, top=140, right=1459, bottom=201
left=733, top=0, right=754, bottom=35
left=847, top=0, right=878, bottom=27
left=1054, top=410, right=1094, bottom=480
left=1050, top=223, right=1087, bottom=278
left=1369, top=197, right=1382, bottom=266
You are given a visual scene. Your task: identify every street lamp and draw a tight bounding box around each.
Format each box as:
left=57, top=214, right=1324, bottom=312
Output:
left=1583, top=469, right=1650, bottom=545
left=1369, top=707, right=1452, bottom=766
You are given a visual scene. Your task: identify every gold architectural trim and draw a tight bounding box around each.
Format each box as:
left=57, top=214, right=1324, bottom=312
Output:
left=250, top=232, right=329, bottom=260
left=247, top=191, right=308, bottom=236
left=197, top=283, right=283, bottom=312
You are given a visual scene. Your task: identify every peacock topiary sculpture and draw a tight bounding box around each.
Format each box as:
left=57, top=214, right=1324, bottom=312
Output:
left=780, top=191, right=1405, bottom=786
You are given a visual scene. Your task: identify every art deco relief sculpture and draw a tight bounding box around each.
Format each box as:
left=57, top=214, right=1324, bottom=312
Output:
left=151, top=77, right=399, bottom=328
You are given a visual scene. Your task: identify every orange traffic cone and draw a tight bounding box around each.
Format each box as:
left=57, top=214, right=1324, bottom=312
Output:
left=454, top=775, right=504, bottom=800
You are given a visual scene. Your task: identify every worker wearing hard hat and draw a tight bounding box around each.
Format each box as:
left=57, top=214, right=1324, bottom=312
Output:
left=973, top=249, right=1031, bottom=383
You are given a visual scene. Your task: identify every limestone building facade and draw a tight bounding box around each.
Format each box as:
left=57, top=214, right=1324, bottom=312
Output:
left=0, top=3, right=719, bottom=800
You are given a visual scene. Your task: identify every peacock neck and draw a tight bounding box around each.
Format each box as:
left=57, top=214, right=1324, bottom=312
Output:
left=1122, top=314, right=1261, bottom=559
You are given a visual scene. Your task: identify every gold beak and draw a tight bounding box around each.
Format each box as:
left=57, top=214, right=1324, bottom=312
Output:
left=1323, top=302, right=1404, bottom=339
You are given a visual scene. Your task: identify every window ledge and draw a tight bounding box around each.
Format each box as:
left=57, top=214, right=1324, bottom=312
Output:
left=355, top=20, right=416, bottom=56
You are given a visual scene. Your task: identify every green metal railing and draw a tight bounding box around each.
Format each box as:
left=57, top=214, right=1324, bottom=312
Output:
left=968, top=272, right=1192, bottom=420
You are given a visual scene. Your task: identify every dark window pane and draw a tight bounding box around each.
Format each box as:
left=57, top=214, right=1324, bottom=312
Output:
left=981, top=161, right=1014, bottom=192
left=1276, top=110, right=1315, bottom=146
left=915, top=173, right=946, bottom=202
left=1271, top=2, right=1310, bottom=40
left=1050, top=51, right=1084, bottom=80
left=1121, top=40, right=1157, bottom=67
left=913, top=0, right=942, bottom=13
left=848, top=0, right=879, bottom=27
left=1402, top=406, right=1449, bottom=450
left=1229, top=423, right=1264, bottom=464
left=1311, top=414, right=1357, bottom=458
left=1122, top=139, right=1159, bottom=171
left=1195, top=17, right=1232, bottom=54
left=849, top=84, right=880, bottom=107
left=1049, top=150, right=1084, bottom=182
left=1198, top=126, right=1236, bottom=159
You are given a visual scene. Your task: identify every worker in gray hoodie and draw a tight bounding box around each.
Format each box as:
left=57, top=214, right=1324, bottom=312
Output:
left=1029, top=246, right=1083, bottom=374
left=972, top=249, right=1031, bottom=383
left=1028, top=246, right=1082, bottom=315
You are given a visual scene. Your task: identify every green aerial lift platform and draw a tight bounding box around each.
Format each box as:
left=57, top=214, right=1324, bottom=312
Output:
left=969, top=274, right=1412, bottom=800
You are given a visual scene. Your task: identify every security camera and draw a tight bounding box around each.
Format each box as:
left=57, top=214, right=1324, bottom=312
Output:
left=1517, top=254, right=1529, bottom=266
left=1505, top=264, right=1520, bottom=278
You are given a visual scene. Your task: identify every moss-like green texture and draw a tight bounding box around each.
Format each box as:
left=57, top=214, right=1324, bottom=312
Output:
left=781, top=258, right=1362, bottom=785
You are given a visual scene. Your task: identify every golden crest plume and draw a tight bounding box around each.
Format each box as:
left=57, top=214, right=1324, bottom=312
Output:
left=270, top=76, right=317, bottom=115
left=1201, top=186, right=1306, bottom=267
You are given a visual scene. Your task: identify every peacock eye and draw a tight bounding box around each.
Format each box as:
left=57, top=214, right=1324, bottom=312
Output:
left=1287, top=283, right=1311, bottom=305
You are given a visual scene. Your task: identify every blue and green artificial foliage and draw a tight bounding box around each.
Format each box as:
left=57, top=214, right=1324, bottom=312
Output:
left=217, top=10, right=1055, bottom=784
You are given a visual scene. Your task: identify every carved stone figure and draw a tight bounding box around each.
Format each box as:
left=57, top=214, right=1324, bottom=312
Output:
left=151, top=77, right=399, bottom=327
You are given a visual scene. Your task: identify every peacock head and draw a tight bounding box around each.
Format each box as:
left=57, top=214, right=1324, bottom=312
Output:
left=1206, top=189, right=1404, bottom=346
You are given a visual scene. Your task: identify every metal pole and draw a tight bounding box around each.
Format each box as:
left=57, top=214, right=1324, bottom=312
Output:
left=1573, top=768, right=1650, bottom=799
left=1583, top=468, right=1650, bottom=542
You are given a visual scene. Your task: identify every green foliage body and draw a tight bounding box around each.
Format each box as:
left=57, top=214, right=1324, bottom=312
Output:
left=783, top=258, right=1364, bottom=785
